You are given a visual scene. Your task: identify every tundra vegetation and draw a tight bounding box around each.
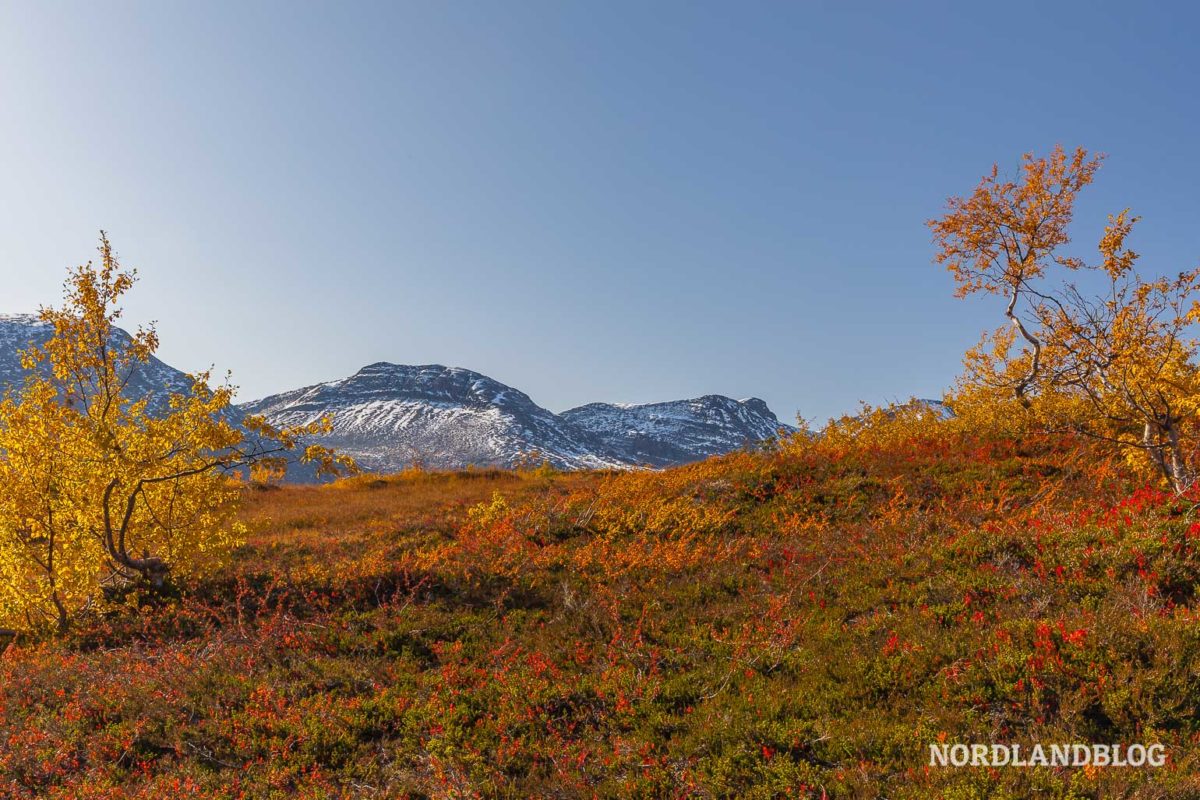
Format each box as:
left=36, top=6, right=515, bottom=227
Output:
left=1, top=151, right=1200, bottom=797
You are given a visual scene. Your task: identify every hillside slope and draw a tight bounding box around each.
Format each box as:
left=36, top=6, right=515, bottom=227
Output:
left=0, top=431, right=1190, bottom=797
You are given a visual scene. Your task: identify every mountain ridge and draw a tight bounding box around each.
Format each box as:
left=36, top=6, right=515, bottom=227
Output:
left=242, top=361, right=794, bottom=472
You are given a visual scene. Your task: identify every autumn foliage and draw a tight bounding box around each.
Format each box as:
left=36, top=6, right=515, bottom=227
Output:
left=1, top=430, right=1198, bottom=797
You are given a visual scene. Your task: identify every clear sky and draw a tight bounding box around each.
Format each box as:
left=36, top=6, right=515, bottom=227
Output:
left=1, top=2, right=1197, bottom=424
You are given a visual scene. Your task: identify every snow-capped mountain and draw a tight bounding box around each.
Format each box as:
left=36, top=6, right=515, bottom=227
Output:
left=1, top=314, right=796, bottom=475
left=241, top=364, right=796, bottom=473
left=240, top=363, right=628, bottom=472
left=0, top=314, right=194, bottom=411
left=562, top=396, right=794, bottom=467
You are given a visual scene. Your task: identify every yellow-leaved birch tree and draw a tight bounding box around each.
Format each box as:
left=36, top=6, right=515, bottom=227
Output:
left=931, top=146, right=1200, bottom=491
left=0, top=235, right=353, bottom=635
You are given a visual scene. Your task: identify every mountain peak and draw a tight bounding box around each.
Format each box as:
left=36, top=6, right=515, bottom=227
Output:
left=738, top=397, right=773, bottom=416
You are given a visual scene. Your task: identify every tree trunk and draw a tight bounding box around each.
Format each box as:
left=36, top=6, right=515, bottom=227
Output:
left=1165, top=420, right=1193, bottom=493
left=1006, top=288, right=1041, bottom=407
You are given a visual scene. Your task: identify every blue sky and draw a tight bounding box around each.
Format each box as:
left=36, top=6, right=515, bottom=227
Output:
left=1, top=2, right=1197, bottom=423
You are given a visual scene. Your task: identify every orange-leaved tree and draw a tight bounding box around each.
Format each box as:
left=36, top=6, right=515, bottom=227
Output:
left=930, top=146, right=1200, bottom=491
left=0, top=234, right=354, bottom=635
